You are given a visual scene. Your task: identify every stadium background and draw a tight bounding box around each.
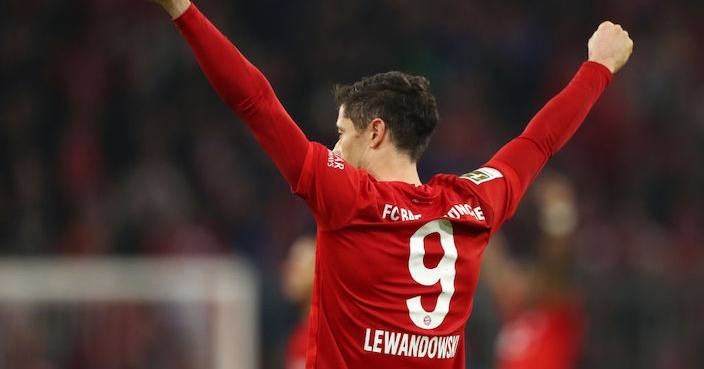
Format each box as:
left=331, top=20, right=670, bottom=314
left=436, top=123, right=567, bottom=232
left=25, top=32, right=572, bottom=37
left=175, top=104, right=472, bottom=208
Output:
left=0, top=0, right=702, bottom=368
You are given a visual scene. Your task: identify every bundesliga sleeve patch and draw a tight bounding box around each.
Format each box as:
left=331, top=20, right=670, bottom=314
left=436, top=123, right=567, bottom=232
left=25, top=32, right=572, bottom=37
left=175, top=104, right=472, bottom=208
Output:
left=460, top=167, right=503, bottom=184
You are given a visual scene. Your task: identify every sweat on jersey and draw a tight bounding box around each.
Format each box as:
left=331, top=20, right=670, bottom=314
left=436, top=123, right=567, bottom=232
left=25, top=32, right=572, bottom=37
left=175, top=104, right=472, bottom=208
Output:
left=173, top=4, right=612, bottom=368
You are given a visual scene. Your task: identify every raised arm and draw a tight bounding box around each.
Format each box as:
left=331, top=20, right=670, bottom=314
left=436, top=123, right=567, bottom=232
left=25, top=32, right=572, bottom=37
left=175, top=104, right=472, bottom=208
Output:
left=147, top=0, right=309, bottom=186
left=485, top=21, right=633, bottom=218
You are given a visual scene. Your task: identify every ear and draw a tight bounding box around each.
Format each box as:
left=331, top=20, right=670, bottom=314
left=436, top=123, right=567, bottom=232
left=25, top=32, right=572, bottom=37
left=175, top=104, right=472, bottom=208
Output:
left=369, top=118, right=386, bottom=148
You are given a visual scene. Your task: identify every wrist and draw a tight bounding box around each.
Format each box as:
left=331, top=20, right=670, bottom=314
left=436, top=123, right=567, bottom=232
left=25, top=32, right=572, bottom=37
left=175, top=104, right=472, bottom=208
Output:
left=587, top=57, right=615, bottom=74
left=164, top=0, right=191, bottom=19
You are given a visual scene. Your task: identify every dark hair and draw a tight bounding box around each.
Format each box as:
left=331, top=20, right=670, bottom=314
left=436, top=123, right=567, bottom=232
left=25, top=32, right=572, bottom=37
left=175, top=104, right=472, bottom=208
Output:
left=333, top=71, right=439, bottom=162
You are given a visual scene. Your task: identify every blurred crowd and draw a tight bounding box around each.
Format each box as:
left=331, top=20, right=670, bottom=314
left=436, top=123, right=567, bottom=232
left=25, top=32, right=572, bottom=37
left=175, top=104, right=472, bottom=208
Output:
left=1, top=0, right=703, bottom=368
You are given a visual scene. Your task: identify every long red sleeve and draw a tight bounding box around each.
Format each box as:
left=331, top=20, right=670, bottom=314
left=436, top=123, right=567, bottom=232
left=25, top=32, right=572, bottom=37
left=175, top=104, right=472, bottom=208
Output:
left=486, top=61, right=612, bottom=217
left=173, top=4, right=309, bottom=186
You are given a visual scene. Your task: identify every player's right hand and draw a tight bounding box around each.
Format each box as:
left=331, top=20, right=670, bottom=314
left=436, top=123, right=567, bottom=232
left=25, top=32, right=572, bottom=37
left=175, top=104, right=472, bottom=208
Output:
left=587, top=21, right=634, bottom=74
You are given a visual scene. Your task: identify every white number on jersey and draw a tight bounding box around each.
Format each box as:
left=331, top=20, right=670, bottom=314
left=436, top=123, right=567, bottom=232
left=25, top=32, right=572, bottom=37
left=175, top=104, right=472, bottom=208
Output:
left=406, top=219, right=458, bottom=330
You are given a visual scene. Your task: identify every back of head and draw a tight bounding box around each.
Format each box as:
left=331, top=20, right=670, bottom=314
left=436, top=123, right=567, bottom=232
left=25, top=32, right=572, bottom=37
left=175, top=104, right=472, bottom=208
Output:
left=333, top=71, right=439, bottom=162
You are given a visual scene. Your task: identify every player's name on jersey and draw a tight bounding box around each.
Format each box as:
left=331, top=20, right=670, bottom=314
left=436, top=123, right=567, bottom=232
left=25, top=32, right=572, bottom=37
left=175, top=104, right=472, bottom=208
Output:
left=363, top=328, right=461, bottom=359
left=381, top=203, right=485, bottom=222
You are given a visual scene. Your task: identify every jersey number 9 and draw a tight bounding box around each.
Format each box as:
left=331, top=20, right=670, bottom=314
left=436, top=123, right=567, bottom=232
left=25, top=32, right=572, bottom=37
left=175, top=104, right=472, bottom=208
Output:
left=406, top=219, right=458, bottom=330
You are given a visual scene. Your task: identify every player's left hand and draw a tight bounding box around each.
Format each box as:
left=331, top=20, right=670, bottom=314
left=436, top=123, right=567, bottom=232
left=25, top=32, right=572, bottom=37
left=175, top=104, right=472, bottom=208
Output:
left=147, top=0, right=191, bottom=18
left=587, top=21, right=633, bottom=74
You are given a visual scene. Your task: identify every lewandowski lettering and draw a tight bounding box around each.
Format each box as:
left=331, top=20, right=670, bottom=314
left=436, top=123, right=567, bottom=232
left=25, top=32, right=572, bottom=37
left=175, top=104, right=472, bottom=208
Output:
left=363, top=328, right=461, bottom=359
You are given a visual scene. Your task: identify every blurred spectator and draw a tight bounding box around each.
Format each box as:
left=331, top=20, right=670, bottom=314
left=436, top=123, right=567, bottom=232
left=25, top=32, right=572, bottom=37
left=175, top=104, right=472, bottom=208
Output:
left=280, top=235, right=316, bottom=369
left=481, top=172, right=586, bottom=369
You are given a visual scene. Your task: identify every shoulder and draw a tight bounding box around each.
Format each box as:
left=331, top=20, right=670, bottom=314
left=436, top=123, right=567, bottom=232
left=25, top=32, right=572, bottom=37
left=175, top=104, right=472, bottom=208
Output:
left=294, top=142, right=364, bottom=194
left=427, top=167, right=505, bottom=190
left=427, top=167, right=510, bottom=228
left=294, top=143, right=380, bottom=228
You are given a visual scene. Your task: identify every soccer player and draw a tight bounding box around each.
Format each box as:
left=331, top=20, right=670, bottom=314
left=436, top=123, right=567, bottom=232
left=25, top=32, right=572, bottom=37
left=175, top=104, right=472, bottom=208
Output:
left=481, top=173, right=586, bottom=369
left=145, top=0, right=633, bottom=368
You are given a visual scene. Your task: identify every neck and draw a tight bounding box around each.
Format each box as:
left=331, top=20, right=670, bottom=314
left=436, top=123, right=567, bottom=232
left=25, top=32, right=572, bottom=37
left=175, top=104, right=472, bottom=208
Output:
left=366, top=154, right=422, bottom=185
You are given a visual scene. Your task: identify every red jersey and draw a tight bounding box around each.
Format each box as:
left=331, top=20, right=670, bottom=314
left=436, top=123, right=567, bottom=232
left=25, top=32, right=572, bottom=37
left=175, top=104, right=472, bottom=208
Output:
left=172, top=4, right=612, bottom=368
left=294, top=146, right=515, bottom=368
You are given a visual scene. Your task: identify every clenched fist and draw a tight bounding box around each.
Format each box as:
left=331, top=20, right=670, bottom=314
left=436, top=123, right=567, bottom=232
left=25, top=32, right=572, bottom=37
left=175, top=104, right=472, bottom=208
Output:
left=588, top=21, right=634, bottom=74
